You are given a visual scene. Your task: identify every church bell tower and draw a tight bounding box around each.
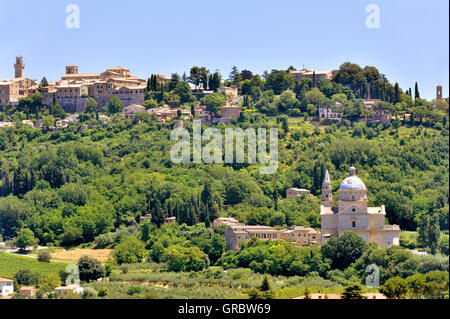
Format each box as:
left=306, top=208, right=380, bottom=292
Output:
left=14, top=56, right=25, bottom=78
left=321, top=169, right=333, bottom=206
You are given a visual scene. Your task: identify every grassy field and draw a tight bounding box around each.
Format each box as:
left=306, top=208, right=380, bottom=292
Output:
left=0, top=252, right=69, bottom=279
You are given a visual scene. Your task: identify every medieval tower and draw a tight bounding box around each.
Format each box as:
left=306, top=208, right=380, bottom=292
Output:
left=436, top=85, right=443, bottom=100
left=14, top=56, right=25, bottom=78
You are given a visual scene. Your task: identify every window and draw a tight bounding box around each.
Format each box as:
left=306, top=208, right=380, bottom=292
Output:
left=352, top=221, right=356, bottom=228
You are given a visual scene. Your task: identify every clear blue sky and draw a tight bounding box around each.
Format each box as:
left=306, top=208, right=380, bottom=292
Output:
left=0, top=0, right=448, bottom=99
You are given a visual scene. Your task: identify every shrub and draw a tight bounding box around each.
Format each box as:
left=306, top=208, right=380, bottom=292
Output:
left=37, top=251, right=51, bottom=263
left=82, top=287, right=97, bottom=299
left=127, top=286, right=142, bottom=296
left=97, top=286, right=109, bottom=298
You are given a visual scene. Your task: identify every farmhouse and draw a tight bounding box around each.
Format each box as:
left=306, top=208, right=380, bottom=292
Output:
left=123, top=104, right=146, bottom=119
left=54, top=284, right=84, bottom=296
left=0, top=277, right=14, bottom=297
left=289, top=68, right=338, bottom=83
left=19, top=286, right=36, bottom=298
left=286, top=188, right=311, bottom=198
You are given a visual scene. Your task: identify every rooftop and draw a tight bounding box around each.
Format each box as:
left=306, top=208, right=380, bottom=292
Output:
left=0, top=277, right=14, bottom=283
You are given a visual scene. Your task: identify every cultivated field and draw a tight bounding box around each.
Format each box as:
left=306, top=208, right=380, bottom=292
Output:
left=0, top=252, right=68, bottom=279
left=48, top=249, right=112, bottom=263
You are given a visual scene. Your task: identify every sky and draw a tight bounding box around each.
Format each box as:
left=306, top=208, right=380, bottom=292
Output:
left=0, top=0, right=448, bottom=100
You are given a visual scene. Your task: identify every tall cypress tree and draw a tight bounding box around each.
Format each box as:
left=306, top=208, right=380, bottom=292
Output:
left=394, top=82, right=400, bottom=104
left=414, top=82, right=420, bottom=100
left=151, top=200, right=166, bottom=228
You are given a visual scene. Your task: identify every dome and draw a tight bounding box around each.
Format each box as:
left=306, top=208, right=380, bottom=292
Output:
left=339, top=175, right=366, bottom=190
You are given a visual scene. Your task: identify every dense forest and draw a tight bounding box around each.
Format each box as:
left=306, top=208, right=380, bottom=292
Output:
left=0, top=113, right=448, bottom=247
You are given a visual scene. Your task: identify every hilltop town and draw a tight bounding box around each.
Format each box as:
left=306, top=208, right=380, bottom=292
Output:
left=0, top=57, right=448, bottom=300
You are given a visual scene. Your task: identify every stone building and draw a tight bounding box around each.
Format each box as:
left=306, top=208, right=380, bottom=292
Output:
left=0, top=57, right=146, bottom=113
left=217, top=86, right=239, bottom=102
left=279, top=226, right=321, bottom=246
left=0, top=56, right=37, bottom=106
left=223, top=221, right=321, bottom=251
left=318, top=102, right=343, bottom=121
left=289, top=68, right=337, bottom=83
left=55, top=65, right=146, bottom=112
left=123, top=104, right=146, bottom=119
left=286, top=188, right=311, bottom=198
left=212, top=217, right=241, bottom=228
left=224, top=225, right=282, bottom=251
left=320, top=167, right=400, bottom=248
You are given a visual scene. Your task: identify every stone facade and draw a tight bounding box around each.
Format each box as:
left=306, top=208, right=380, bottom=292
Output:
left=0, top=57, right=146, bottom=113
left=289, top=68, right=337, bottom=83
left=320, top=167, right=400, bottom=248
left=0, top=57, right=36, bottom=106
left=286, top=188, right=311, bottom=198
left=319, top=102, right=343, bottom=120
left=222, top=221, right=321, bottom=251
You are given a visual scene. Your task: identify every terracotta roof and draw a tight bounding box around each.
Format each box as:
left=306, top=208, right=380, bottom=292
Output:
left=0, top=277, right=14, bottom=283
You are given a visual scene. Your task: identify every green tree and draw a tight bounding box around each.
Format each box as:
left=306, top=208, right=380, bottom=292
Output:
left=106, top=96, right=123, bottom=114
left=414, top=82, right=420, bottom=101
left=39, top=77, right=49, bottom=88
left=174, top=82, right=193, bottom=104
left=189, top=66, right=202, bottom=89
left=78, top=256, right=106, bottom=282
left=417, top=214, right=440, bottom=254
left=342, top=284, right=366, bottom=299
left=321, top=232, right=369, bottom=269
left=164, top=245, right=209, bottom=272
left=209, top=72, right=221, bottom=92
left=405, top=273, right=426, bottom=298
left=14, top=228, right=37, bottom=250
left=229, top=66, right=241, bottom=85
left=143, top=99, right=158, bottom=109
left=114, top=236, right=146, bottom=264
left=204, top=93, right=226, bottom=117
left=14, top=269, right=41, bottom=286
left=379, top=277, right=408, bottom=299
left=168, top=73, right=180, bottom=91
left=151, top=200, right=167, bottom=228
left=85, top=97, right=98, bottom=114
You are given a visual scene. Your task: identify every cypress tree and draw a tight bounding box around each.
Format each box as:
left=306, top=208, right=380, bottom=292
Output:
left=414, top=82, right=420, bottom=100
left=394, top=82, right=400, bottom=104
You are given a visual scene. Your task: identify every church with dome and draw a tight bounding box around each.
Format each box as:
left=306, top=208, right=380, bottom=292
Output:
left=320, top=166, right=400, bottom=248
